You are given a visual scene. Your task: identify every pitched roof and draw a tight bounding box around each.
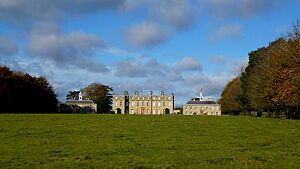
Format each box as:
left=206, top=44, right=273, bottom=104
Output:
left=65, top=100, right=95, bottom=104
left=186, top=100, right=217, bottom=105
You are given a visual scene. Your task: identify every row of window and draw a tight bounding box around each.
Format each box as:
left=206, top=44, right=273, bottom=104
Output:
left=185, top=112, right=220, bottom=115
left=184, top=106, right=219, bottom=110
left=115, top=96, right=172, bottom=101
left=130, top=109, right=165, bottom=114
left=115, top=101, right=172, bottom=107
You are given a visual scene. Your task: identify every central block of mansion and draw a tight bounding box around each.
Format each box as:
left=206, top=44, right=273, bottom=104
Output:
left=112, top=91, right=174, bottom=114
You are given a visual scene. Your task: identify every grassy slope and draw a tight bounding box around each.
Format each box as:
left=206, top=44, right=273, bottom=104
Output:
left=0, top=114, right=299, bottom=169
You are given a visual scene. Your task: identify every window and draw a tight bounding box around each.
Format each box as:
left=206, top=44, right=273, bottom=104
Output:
left=158, top=97, right=160, bottom=100
left=137, top=102, right=139, bottom=106
left=153, top=102, right=156, bottom=106
left=131, top=109, right=134, bottom=114
left=137, top=97, right=140, bottom=100
left=131, top=102, right=134, bottom=106
left=115, top=96, right=118, bottom=100
left=142, top=97, right=145, bottom=100
left=115, top=102, right=118, bottom=106
left=141, top=102, right=144, bottom=106
left=147, top=97, right=150, bottom=100
left=153, top=97, right=156, bottom=100
left=168, top=96, right=171, bottom=100
left=163, top=102, right=165, bottom=106
left=158, top=102, right=160, bottom=106
left=120, top=101, right=122, bottom=106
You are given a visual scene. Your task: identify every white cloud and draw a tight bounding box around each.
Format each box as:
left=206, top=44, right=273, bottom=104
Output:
left=204, top=0, right=284, bottom=19
left=0, top=36, right=18, bottom=57
left=115, top=60, right=148, bottom=77
left=208, top=55, right=227, bottom=64
left=103, top=47, right=139, bottom=58
left=0, top=0, right=123, bottom=25
left=124, top=21, right=170, bottom=48
left=209, top=24, right=243, bottom=42
left=27, top=24, right=108, bottom=72
left=151, top=0, right=196, bottom=30
left=175, top=57, right=202, bottom=71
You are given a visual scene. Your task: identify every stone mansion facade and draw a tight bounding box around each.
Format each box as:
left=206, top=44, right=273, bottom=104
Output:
left=65, top=92, right=97, bottom=112
left=112, top=91, right=174, bottom=115
left=183, top=89, right=221, bottom=116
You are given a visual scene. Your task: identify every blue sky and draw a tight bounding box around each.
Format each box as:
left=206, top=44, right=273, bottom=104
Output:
left=0, top=0, right=299, bottom=105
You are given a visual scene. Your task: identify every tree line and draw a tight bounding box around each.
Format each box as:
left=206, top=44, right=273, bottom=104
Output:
left=0, top=66, right=58, bottom=113
left=0, top=65, right=113, bottom=113
left=220, top=22, right=300, bottom=119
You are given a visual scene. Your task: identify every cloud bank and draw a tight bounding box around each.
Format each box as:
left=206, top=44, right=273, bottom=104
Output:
left=27, top=23, right=108, bottom=72
left=124, top=22, right=170, bottom=48
left=0, top=36, right=18, bottom=57
left=0, top=0, right=290, bottom=104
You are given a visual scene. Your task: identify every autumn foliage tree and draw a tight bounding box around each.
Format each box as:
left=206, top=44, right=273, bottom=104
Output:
left=263, top=25, right=300, bottom=117
left=81, top=83, right=113, bottom=113
left=0, top=65, right=58, bottom=113
left=222, top=21, right=300, bottom=118
left=220, top=77, right=242, bottom=114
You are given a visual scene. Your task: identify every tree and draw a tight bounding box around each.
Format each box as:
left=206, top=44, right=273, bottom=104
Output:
left=66, top=91, right=80, bottom=100
left=263, top=26, right=300, bottom=118
left=0, top=65, right=58, bottom=113
left=81, top=83, right=113, bottom=113
left=240, top=47, right=274, bottom=112
left=224, top=21, right=300, bottom=118
left=219, top=77, right=242, bottom=114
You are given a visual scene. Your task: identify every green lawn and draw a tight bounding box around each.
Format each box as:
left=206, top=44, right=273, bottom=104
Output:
left=0, top=114, right=299, bottom=168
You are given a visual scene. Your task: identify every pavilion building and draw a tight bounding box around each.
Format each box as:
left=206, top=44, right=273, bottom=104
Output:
left=183, top=89, right=221, bottom=115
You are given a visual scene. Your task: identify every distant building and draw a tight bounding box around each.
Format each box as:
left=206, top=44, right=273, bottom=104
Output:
left=183, top=89, right=221, bottom=115
left=65, top=92, right=97, bottom=112
left=112, top=91, right=174, bottom=115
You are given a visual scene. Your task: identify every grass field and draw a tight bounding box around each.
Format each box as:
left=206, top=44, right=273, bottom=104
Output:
left=0, top=114, right=299, bottom=168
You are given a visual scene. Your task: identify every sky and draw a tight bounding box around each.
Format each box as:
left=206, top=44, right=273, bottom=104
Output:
left=0, top=0, right=300, bottom=106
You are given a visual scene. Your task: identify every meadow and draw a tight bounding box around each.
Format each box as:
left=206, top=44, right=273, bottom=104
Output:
left=0, top=114, right=299, bottom=169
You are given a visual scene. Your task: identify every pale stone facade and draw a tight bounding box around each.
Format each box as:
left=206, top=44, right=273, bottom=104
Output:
left=65, top=100, right=97, bottom=112
left=112, top=91, right=174, bottom=115
left=65, top=92, right=97, bottom=112
left=183, top=89, right=221, bottom=116
left=183, top=101, right=221, bottom=115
